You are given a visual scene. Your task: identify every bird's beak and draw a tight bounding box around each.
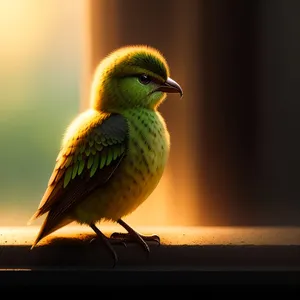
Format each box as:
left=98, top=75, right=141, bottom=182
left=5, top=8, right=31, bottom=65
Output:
left=156, top=77, right=183, bottom=98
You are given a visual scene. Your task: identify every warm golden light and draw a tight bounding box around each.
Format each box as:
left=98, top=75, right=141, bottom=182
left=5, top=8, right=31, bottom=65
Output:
left=0, top=0, right=201, bottom=229
left=0, top=0, right=85, bottom=65
left=2, top=225, right=299, bottom=246
left=0, top=0, right=46, bottom=59
left=0, top=0, right=86, bottom=225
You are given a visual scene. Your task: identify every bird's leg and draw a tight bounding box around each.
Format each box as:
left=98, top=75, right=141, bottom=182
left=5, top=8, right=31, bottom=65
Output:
left=89, top=223, right=119, bottom=267
left=109, top=219, right=160, bottom=253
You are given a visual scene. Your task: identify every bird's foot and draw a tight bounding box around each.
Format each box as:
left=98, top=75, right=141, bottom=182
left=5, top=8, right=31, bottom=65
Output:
left=89, top=221, right=160, bottom=265
left=113, top=219, right=160, bottom=255
left=110, top=232, right=160, bottom=250
left=89, top=224, right=120, bottom=268
left=89, top=236, right=127, bottom=248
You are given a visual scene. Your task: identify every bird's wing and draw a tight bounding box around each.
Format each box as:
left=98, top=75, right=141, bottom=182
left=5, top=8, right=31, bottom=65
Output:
left=30, top=112, right=128, bottom=223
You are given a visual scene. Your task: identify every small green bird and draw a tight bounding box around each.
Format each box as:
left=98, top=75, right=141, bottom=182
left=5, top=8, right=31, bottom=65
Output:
left=28, top=45, right=183, bottom=264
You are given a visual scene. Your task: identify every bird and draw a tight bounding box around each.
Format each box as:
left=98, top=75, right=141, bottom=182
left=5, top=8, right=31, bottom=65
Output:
left=28, top=45, right=183, bottom=265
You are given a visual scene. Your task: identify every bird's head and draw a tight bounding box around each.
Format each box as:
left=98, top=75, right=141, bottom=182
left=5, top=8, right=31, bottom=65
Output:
left=90, top=45, right=183, bottom=112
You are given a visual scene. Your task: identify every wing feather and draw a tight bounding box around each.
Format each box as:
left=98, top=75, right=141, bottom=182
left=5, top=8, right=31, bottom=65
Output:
left=30, top=112, right=128, bottom=223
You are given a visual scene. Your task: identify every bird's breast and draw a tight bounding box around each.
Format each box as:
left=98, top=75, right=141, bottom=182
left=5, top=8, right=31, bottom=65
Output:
left=74, top=109, right=170, bottom=222
left=108, top=108, right=170, bottom=215
left=125, top=108, right=170, bottom=179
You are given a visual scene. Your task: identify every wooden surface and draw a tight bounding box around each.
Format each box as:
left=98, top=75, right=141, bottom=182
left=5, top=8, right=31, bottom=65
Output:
left=0, top=225, right=299, bottom=270
left=0, top=225, right=299, bottom=286
left=1, top=225, right=300, bottom=246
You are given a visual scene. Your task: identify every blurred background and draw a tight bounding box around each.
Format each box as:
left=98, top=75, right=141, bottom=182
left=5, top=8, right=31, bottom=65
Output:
left=0, top=0, right=299, bottom=227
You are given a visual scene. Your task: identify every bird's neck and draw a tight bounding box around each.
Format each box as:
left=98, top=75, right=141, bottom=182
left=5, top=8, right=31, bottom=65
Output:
left=93, top=105, right=157, bottom=116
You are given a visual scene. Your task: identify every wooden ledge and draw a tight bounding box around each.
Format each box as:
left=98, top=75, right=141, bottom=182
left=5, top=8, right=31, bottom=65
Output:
left=0, top=225, right=299, bottom=268
left=0, top=226, right=299, bottom=286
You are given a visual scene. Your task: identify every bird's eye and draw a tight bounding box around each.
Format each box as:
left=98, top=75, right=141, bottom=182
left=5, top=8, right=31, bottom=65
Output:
left=138, top=74, right=151, bottom=85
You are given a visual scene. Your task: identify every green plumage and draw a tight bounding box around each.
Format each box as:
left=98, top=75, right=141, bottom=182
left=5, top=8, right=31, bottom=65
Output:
left=29, top=45, right=183, bottom=249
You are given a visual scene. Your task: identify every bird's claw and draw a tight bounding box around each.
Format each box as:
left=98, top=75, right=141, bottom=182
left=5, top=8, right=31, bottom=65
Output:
left=89, top=236, right=127, bottom=248
left=110, top=232, right=161, bottom=246
left=89, top=237, right=97, bottom=245
left=88, top=237, right=118, bottom=267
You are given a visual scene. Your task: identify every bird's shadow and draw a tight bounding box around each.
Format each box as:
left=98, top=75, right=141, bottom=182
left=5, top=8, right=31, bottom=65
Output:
left=1, top=233, right=167, bottom=269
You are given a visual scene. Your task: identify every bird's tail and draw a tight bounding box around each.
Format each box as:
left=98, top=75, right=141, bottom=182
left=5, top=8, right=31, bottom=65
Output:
left=31, top=213, right=73, bottom=249
left=27, top=210, right=41, bottom=226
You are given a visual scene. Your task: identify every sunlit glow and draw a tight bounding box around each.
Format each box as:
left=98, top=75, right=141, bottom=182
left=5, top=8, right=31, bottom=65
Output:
left=0, top=0, right=86, bottom=106
left=0, top=0, right=49, bottom=60
left=0, top=0, right=86, bottom=226
left=0, top=0, right=201, bottom=229
left=2, top=225, right=299, bottom=246
left=0, top=0, right=85, bottom=65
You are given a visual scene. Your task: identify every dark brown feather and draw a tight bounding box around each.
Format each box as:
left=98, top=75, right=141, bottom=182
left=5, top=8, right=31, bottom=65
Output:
left=29, top=113, right=128, bottom=246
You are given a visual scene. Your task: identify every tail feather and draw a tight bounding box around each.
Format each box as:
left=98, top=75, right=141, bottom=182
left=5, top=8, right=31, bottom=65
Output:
left=27, top=210, right=41, bottom=226
left=31, top=213, right=73, bottom=249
